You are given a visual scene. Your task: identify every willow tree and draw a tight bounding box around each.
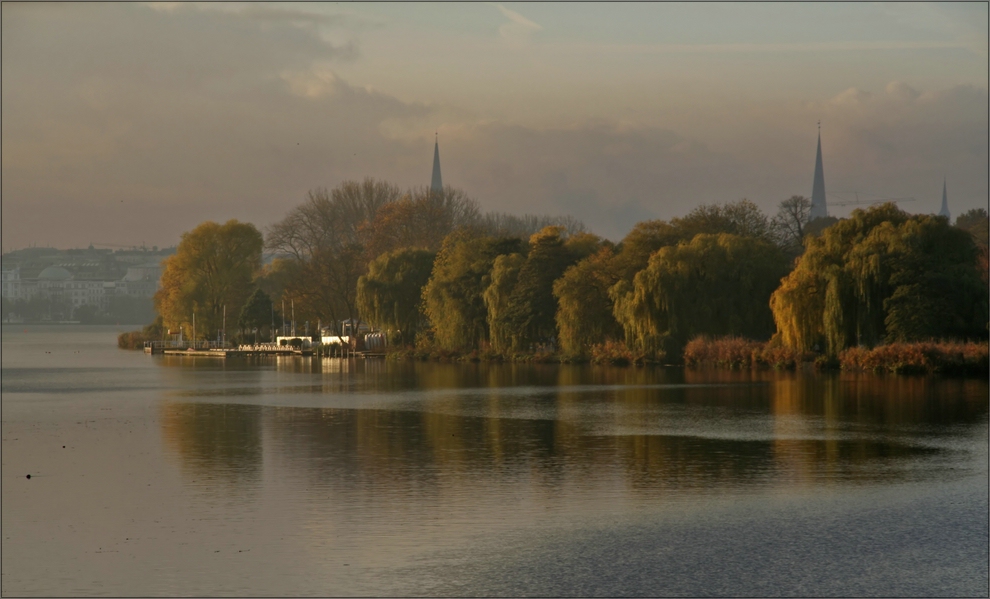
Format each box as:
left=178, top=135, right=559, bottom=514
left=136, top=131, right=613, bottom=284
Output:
left=771, top=203, right=986, bottom=355
left=771, top=204, right=908, bottom=354
left=422, top=232, right=523, bottom=351
left=482, top=227, right=602, bottom=353
left=554, top=246, right=622, bottom=356
left=611, top=199, right=777, bottom=284
left=356, top=248, right=436, bottom=344
left=853, top=215, right=987, bottom=343
left=612, top=233, right=789, bottom=359
left=483, top=253, right=525, bottom=354
left=155, top=220, right=263, bottom=341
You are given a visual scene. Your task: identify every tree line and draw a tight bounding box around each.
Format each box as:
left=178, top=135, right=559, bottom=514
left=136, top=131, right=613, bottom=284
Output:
left=151, top=179, right=989, bottom=360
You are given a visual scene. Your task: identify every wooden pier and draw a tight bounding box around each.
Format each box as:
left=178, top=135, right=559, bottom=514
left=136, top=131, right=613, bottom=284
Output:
left=161, top=347, right=313, bottom=358
left=147, top=341, right=370, bottom=359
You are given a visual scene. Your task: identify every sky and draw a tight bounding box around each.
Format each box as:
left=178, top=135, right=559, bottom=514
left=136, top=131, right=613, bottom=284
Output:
left=2, top=2, right=987, bottom=250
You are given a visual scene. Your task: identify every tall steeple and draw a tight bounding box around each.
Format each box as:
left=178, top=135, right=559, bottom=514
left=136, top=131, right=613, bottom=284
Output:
left=810, top=122, right=828, bottom=219
left=430, top=133, right=443, bottom=193
left=938, top=177, right=950, bottom=220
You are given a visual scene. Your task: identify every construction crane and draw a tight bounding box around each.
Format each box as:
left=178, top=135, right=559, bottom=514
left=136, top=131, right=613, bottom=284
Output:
left=828, top=191, right=916, bottom=208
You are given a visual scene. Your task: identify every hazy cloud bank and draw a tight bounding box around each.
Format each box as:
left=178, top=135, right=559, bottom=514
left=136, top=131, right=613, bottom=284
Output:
left=2, top=3, right=986, bottom=249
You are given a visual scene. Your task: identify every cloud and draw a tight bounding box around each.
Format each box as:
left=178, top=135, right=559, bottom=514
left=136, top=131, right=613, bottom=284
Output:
left=793, top=82, right=988, bottom=214
left=437, top=121, right=748, bottom=240
left=556, top=40, right=971, bottom=55
left=1, top=3, right=986, bottom=249
left=491, top=3, right=543, bottom=43
left=281, top=65, right=340, bottom=98
left=0, top=4, right=418, bottom=248
left=885, top=81, right=920, bottom=102
left=143, top=2, right=181, bottom=12
left=829, top=87, right=872, bottom=106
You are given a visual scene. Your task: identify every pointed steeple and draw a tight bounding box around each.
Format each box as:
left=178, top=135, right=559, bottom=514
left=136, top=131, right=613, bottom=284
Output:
left=938, top=177, right=950, bottom=220
left=430, top=133, right=443, bottom=193
left=810, top=122, right=828, bottom=219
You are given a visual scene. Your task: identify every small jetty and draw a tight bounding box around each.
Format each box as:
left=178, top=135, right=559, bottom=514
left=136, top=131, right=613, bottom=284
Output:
left=147, top=341, right=359, bottom=358
left=146, top=331, right=385, bottom=359
left=161, top=347, right=312, bottom=358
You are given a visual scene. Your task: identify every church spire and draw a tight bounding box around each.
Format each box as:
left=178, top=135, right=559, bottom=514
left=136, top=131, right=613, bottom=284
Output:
left=430, top=133, right=443, bottom=193
left=810, top=122, right=828, bottom=219
left=938, top=177, right=950, bottom=220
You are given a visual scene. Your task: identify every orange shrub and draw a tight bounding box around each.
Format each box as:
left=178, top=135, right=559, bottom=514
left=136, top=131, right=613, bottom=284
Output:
left=590, top=340, right=645, bottom=366
left=839, top=341, right=988, bottom=375
left=684, top=336, right=761, bottom=368
left=117, top=330, right=148, bottom=350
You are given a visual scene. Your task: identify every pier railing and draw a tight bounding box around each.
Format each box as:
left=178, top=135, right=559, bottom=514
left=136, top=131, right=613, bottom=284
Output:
left=144, top=339, right=229, bottom=351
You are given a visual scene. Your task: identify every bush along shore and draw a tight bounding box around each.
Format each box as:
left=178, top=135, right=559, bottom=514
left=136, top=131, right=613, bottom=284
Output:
left=839, top=341, right=989, bottom=375
left=683, top=336, right=813, bottom=370
left=117, top=319, right=163, bottom=350
left=683, top=336, right=988, bottom=375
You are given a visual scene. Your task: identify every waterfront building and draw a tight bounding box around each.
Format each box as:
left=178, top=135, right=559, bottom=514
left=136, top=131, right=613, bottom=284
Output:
left=1, top=268, right=21, bottom=301
left=1, top=248, right=168, bottom=319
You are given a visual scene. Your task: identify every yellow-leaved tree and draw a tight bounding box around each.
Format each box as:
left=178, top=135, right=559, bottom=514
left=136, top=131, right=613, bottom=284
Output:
left=155, top=220, right=263, bottom=342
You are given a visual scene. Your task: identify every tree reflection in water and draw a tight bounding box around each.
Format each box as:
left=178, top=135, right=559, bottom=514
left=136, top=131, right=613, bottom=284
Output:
left=158, top=360, right=987, bottom=501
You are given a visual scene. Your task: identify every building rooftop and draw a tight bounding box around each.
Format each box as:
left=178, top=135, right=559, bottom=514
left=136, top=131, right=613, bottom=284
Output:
left=38, top=265, right=73, bottom=281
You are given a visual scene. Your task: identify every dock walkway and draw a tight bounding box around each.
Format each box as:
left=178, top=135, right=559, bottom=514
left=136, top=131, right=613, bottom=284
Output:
left=162, top=346, right=312, bottom=358
left=149, top=341, right=366, bottom=359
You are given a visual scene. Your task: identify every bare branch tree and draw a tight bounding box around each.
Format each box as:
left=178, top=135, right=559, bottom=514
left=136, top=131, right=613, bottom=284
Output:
left=771, top=195, right=812, bottom=253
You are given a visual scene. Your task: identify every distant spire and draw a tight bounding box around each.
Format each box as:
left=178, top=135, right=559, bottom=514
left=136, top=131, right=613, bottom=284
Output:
left=430, top=133, right=443, bottom=193
left=810, top=125, right=828, bottom=219
left=938, top=177, right=950, bottom=220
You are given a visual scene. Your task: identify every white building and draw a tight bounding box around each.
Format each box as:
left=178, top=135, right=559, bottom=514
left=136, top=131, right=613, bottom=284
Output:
left=1, top=261, right=163, bottom=313
left=1, top=268, right=21, bottom=301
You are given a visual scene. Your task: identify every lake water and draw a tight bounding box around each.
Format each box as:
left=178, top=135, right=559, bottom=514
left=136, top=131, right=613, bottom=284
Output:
left=2, top=325, right=988, bottom=596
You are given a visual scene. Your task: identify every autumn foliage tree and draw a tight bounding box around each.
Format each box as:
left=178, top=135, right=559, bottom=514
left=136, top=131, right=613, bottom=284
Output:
left=358, top=186, right=481, bottom=260
left=554, top=245, right=623, bottom=356
left=485, top=228, right=602, bottom=353
left=356, top=248, right=436, bottom=344
left=553, top=200, right=781, bottom=359
left=483, top=253, right=526, bottom=354
left=611, top=233, right=789, bottom=360
left=422, top=233, right=523, bottom=351
left=155, top=220, right=263, bottom=341
left=266, top=179, right=402, bottom=331
left=956, top=208, right=989, bottom=286
left=771, top=203, right=988, bottom=356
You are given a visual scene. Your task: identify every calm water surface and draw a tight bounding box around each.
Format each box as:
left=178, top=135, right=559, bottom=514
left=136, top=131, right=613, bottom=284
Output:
left=2, top=325, right=988, bottom=596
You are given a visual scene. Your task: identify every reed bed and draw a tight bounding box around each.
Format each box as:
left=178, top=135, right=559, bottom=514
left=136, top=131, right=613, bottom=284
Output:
left=589, top=340, right=647, bottom=366
left=840, top=341, right=989, bottom=375
left=683, top=336, right=810, bottom=369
